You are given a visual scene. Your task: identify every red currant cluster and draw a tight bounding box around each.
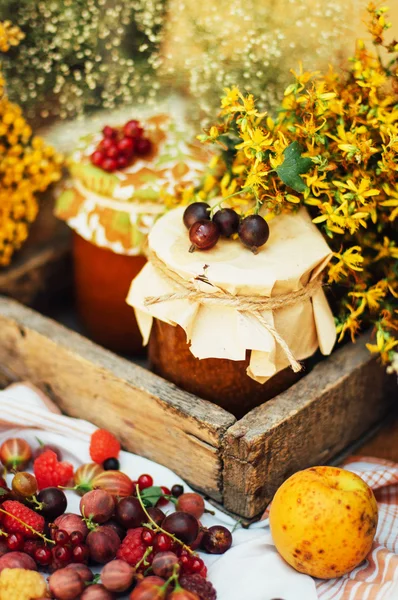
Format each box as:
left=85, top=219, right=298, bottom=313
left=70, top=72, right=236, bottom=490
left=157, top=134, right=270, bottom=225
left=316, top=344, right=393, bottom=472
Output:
left=0, top=433, right=231, bottom=599
left=91, top=120, right=153, bottom=173
left=183, top=202, right=270, bottom=254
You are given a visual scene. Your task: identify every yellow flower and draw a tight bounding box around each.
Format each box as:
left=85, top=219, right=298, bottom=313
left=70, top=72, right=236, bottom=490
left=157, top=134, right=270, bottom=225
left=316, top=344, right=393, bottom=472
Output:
left=244, top=160, right=269, bottom=190
left=235, top=127, right=273, bottom=157
left=333, top=178, right=380, bottom=205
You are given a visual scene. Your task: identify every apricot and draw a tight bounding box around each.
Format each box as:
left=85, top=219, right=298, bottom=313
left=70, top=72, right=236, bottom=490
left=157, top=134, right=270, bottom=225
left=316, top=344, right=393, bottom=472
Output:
left=269, top=466, right=378, bottom=579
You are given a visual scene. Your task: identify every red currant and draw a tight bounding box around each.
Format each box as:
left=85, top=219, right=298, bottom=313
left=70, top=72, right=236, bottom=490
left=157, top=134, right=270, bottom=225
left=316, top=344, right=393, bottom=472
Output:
left=190, top=557, right=205, bottom=573
left=136, top=138, right=152, bottom=156
left=52, top=545, right=72, bottom=564
left=103, top=125, right=117, bottom=138
left=35, top=546, right=52, bottom=566
left=72, top=544, right=90, bottom=563
left=179, top=554, right=192, bottom=572
left=138, top=474, right=153, bottom=490
left=70, top=531, right=84, bottom=546
left=156, top=486, right=171, bottom=507
left=123, top=120, right=143, bottom=139
left=118, top=137, right=135, bottom=156
left=91, top=151, right=105, bottom=167
left=99, top=138, right=115, bottom=151
left=106, top=144, right=119, bottom=159
left=153, top=533, right=172, bottom=552
left=141, top=528, right=156, bottom=546
left=102, top=158, right=118, bottom=172
left=53, top=530, right=70, bottom=546
left=6, top=532, right=25, bottom=551
left=117, top=156, right=129, bottom=169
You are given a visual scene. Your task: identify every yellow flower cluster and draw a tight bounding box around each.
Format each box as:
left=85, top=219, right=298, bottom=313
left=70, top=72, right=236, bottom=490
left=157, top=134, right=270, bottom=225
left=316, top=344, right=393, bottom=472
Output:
left=0, top=22, right=63, bottom=267
left=0, top=568, right=48, bottom=600
left=196, top=3, right=398, bottom=367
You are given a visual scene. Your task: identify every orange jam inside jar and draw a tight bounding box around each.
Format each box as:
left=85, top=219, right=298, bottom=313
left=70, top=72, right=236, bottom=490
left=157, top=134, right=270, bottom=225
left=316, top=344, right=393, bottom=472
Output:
left=72, top=233, right=146, bottom=354
left=148, top=319, right=302, bottom=418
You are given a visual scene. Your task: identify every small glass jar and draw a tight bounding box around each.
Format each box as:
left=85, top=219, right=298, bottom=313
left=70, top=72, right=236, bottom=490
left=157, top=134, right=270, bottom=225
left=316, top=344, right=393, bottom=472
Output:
left=149, top=319, right=302, bottom=417
left=73, top=232, right=146, bottom=354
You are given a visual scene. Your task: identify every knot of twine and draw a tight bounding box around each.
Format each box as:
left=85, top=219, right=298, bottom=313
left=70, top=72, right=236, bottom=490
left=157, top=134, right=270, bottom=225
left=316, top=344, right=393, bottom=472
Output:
left=144, top=247, right=323, bottom=373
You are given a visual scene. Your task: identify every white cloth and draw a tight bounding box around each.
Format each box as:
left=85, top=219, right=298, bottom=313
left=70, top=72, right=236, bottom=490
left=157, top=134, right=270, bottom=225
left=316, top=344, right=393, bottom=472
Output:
left=0, top=384, right=318, bottom=599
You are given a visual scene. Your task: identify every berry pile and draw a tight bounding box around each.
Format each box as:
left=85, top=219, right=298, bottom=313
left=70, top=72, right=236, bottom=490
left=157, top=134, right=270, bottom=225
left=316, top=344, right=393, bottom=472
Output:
left=90, top=120, right=153, bottom=172
left=183, top=202, right=270, bottom=254
left=0, top=432, right=232, bottom=599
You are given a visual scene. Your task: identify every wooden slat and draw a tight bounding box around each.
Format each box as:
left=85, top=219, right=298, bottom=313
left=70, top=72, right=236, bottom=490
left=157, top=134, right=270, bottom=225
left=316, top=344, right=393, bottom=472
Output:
left=0, top=297, right=236, bottom=500
left=223, top=335, right=396, bottom=518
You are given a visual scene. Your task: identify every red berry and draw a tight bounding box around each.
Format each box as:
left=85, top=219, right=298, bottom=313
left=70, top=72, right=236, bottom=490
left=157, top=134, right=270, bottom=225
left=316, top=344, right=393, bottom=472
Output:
left=72, top=543, right=90, bottom=563
left=102, top=158, right=118, bottom=172
left=52, top=544, right=72, bottom=564
left=190, top=557, right=204, bottom=573
left=179, top=554, right=192, bottom=572
left=116, top=527, right=146, bottom=567
left=2, top=500, right=45, bottom=539
left=123, top=120, right=143, bottom=139
left=99, top=138, right=115, bottom=151
left=103, top=126, right=117, bottom=138
left=70, top=531, right=84, bottom=546
left=138, top=474, right=153, bottom=490
left=53, top=530, right=70, bottom=546
left=153, top=533, right=172, bottom=553
left=106, top=144, right=119, bottom=159
left=34, top=450, right=74, bottom=490
left=91, top=150, right=105, bottom=167
left=189, top=220, right=220, bottom=251
left=35, top=546, right=52, bottom=566
left=156, top=486, right=171, bottom=508
left=117, top=156, right=129, bottom=169
left=118, top=137, right=135, bottom=156
left=90, top=430, right=121, bottom=465
left=135, top=138, right=152, bottom=156
left=92, top=471, right=133, bottom=498
left=176, top=493, right=205, bottom=519
left=23, top=540, right=43, bottom=557
left=141, top=528, right=155, bottom=546
left=6, top=532, right=25, bottom=551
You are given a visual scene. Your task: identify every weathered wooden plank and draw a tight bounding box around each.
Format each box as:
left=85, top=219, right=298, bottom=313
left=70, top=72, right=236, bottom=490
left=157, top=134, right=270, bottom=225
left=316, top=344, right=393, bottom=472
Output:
left=0, top=297, right=236, bottom=499
left=223, top=336, right=396, bottom=518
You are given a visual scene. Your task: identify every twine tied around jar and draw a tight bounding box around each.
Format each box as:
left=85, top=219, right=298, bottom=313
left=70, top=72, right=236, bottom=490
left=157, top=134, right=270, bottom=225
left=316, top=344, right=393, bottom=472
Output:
left=143, top=247, right=323, bottom=373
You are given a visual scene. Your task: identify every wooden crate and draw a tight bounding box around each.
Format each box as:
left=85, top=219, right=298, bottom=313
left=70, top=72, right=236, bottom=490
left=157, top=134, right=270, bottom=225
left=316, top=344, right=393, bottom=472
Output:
left=0, top=296, right=395, bottom=519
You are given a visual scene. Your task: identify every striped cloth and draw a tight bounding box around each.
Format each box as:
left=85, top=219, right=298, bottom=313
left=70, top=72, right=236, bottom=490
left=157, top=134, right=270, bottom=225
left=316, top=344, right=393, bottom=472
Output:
left=316, top=457, right=398, bottom=600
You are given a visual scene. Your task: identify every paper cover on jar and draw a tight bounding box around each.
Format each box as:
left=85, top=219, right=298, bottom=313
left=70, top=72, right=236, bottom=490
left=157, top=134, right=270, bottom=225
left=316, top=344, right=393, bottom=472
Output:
left=126, top=206, right=337, bottom=383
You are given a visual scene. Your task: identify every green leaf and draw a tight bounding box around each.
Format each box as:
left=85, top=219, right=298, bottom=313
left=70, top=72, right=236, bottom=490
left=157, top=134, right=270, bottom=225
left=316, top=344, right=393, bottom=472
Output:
left=140, top=486, right=164, bottom=507
left=276, top=141, right=313, bottom=193
left=0, top=488, right=8, bottom=496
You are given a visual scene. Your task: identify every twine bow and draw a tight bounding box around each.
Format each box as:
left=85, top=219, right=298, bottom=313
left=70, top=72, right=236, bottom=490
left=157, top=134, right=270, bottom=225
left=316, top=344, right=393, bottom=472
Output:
left=144, top=248, right=323, bottom=373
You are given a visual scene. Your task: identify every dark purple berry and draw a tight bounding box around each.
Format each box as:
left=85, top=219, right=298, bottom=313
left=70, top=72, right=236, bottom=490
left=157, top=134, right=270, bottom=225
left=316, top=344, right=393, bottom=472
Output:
left=213, top=208, right=240, bottom=237
left=103, top=458, right=120, bottom=471
left=201, top=525, right=232, bottom=554
left=183, top=202, right=210, bottom=229
left=171, top=484, right=184, bottom=498
left=238, top=214, right=269, bottom=252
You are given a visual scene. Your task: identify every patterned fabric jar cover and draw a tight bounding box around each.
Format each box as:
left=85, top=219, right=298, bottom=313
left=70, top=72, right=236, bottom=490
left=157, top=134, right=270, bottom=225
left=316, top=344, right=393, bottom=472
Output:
left=55, top=113, right=212, bottom=256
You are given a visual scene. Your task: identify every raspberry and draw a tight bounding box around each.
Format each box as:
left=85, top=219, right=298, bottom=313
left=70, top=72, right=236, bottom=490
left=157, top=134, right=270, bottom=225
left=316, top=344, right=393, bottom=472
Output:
left=179, top=574, right=217, bottom=600
left=90, top=429, right=121, bottom=464
left=116, top=527, right=146, bottom=566
left=33, top=450, right=74, bottom=490
left=1, top=500, right=45, bottom=539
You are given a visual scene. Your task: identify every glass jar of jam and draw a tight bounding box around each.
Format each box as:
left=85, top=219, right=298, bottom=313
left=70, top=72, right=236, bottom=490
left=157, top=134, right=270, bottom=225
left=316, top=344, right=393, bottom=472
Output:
left=127, top=205, right=336, bottom=417
left=73, top=232, right=146, bottom=354
left=148, top=318, right=302, bottom=417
